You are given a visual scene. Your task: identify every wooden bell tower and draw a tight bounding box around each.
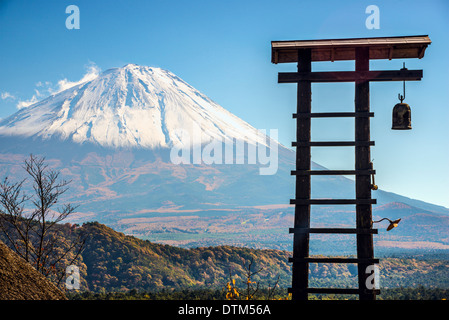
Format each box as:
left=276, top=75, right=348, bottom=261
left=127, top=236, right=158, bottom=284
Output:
left=271, top=35, right=431, bottom=300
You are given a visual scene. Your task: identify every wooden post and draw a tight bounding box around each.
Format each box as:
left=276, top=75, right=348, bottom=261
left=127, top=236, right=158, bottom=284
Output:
left=355, top=47, right=376, bottom=300
left=291, top=48, right=312, bottom=301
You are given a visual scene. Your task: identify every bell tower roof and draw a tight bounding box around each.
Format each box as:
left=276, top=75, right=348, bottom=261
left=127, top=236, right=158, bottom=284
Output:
left=271, top=35, right=431, bottom=64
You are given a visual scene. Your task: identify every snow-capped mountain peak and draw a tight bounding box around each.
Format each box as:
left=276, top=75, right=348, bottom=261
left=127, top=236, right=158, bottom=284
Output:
left=0, top=64, right=266, bottom=149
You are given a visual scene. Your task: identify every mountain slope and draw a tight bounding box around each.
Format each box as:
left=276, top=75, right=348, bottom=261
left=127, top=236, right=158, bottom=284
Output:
left=0, top=64, right=267, bottom=149
left=0, top=240, right=66, bottom=300
left=0, top=64, right=447, bottom=252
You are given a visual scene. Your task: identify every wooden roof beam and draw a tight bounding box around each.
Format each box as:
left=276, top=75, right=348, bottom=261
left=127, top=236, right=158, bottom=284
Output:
left=278, top=69, right=423, bottom=83
left=271, top=35, right=431, bottom=63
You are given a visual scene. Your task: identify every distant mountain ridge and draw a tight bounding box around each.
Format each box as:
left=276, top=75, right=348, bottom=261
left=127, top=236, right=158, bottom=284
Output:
left=0, top=64, right=447, bottom=253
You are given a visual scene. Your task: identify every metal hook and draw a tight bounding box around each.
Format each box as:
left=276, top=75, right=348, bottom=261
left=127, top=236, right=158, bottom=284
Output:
left=398, top=62, right=407, bottom=103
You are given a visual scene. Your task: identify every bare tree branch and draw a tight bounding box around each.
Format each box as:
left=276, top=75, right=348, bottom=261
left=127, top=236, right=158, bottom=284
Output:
left=0, top=154, right=84, bottom=287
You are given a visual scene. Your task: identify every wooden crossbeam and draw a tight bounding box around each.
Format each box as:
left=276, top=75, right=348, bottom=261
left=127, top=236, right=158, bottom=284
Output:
left=293, top=112, right=374, bottom=118
left=291, top=169, right=375, bottom=175
left=290, top=199, right=377, bottom=205
left=289, top=257, right=380, bottom=264
left=287, top=288, right=381, bottom=295
left=292, top=141, right=375, bottom=147
left=289, top=228, right=378, bottom=234
left=278, top=69, right=423, bottom=83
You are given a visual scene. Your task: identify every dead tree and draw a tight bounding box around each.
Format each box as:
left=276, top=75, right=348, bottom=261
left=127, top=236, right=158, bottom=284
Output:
left=0, top=154, right=84, bottom=286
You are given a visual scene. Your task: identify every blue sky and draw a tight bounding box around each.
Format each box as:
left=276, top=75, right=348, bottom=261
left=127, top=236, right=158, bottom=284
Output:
left=0, top=0, right=448, bottom=207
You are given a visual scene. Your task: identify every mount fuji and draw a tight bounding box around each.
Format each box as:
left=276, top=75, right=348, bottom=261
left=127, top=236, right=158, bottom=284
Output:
left=0, top=64, right=448, bottom=252
left=0, top=64, right=266, bottom=149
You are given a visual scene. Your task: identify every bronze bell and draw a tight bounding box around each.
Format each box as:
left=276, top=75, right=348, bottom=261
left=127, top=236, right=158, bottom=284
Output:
left=392, top=102, right=411, bottom=130
left=392, top=63, right=412, bottom=130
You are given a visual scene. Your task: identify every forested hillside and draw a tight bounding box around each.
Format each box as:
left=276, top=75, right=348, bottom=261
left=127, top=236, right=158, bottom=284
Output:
left=77, top=222, right=291, bottom=292
left=76, top=222, right=449, bottom=293
left=2, top=219, right=449, bottom=296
